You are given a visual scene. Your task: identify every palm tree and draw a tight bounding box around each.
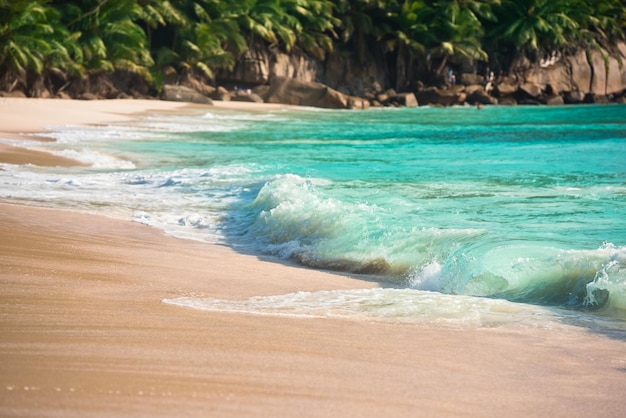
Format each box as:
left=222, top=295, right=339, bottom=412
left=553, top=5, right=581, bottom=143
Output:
left=137, top=0, right=185, bottom=45
left=425, top=0, right=494, bottom=75
left=487, top=0, right=579, bottom=61
left=0, top=0, right=80, bottom=93
left=235, top=0, right=296, bottom=50
left=153, top=0, right=247, bottom=80
left=568, top=0, right=626, bottom=51
left=55, top=0, right=153, bottom=79
left=283, top=0, right=340, bottom=59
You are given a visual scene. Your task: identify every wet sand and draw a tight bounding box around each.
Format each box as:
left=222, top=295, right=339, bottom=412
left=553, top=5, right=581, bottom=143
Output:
left=1, top=98, right=625, bottom=417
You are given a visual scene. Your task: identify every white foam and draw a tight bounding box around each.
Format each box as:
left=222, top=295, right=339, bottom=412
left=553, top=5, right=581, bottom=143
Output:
left=162, top=288, right=574, bottom=330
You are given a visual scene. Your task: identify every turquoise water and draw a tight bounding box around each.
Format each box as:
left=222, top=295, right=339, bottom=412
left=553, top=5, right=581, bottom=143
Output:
left=2, top=104, right=626, bottom=329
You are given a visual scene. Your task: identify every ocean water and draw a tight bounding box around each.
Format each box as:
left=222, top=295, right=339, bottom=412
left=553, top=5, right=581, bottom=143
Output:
left=2, top=104, right=625, bottom=332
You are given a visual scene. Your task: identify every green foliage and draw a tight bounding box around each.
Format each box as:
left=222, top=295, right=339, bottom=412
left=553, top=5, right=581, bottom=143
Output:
left=1, top=0, right=625, bottom=90
left=55, top=0, right=154, bottom=78
left=0, top=0, right=80, bottom=84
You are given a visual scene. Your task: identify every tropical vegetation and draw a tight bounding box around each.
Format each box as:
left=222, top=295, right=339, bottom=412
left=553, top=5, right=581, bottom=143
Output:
left=1, top=0, right=625, bottom=95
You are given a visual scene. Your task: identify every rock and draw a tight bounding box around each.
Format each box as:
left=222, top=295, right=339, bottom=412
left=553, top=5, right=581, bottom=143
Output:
left=584, top=93, right=609, bottom=104
left=0, top=90, right=26, bottom=98
left=464, top=84, right=484, bottom=95
left=545, top=95, right=565, bottom=106
left=525, top=61, right=572, bottom=94
left=460, top=73, right=485, bottom=86
left=606, top=53, right=624, bottom=95
left=376, top=88, right=398, bottom=104
left=323, top=50, right=387, bottom=98
left=271, top=50, right=320, bottom=82
left=232, top=49, right=270, bottom=84
left=232, top=91, right=264, bottom=103
left=376, top=92, right=389, bottom=103
left=210, top=86, right=231, bottom=101
left=589, top=50, right=607, bottom=95
left=263, top=76, right=355, bottom=109
left=619, top=43, right=626, bottom=89
left=494, top=82, right=517, bottom=97
left=466, top=89, right=498, bottom=105
left=348, top=97, right=371, bottom=109
left=517, top=99, right=542, bottom=105
left=110, top=70, right=151, bottom=97
left=162, top=67, right=179, bottom=85
left=498, top=97, right=518, bottom=106
left=519, top=82, right=543, bottom=99
left=613, top=96, right=626, bottom=104
left=79, top=93, right=98, bottom=100
left=567, top=50, right=592, bottom=94
left=564, top=91, right=586, bottom=104
left=394, top=92, right=418, bottom=107
left=252, top=85, right=270, bottom=97
left=160, top=85, right=212, bottom=104
left=415, top=87, right=465, bottom=106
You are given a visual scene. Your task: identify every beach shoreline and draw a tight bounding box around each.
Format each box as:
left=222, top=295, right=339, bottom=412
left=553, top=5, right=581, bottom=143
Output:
left=0, top=98, right=299, bottom=167
left=1, top=98, right=626, bottom=417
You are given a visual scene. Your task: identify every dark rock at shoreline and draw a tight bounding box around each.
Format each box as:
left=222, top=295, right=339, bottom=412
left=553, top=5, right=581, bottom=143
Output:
left=376, top=89, right=397, bottom=104
left=494, top=82, right=517, bottom=97
left=348, top=97, right=371, bottom=109
left=232, top=90, right=264, bottom=103
left=394, top=92, right=418, bottom=107
left=263, top=76, right=364, bottom=109
left=467, top=89, right=498, bottom=105
left=498, top=97, right=518, bottom=106
left=161, top=85, right=212, bottom=104
left=584, top=93, right=610, bottom=104
left=564, top=91, right=586, bottom=104
left=210, top=86, right=231, bottom=101
left=518, top=82, right=543, bottom=100
left=518, top=99, right=542, bottom=105
left=415, top=87, right=465, bottom=106
left=545, top=95, right=565, bottom=106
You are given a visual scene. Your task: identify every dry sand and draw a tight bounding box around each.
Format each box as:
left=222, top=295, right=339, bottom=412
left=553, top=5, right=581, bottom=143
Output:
left=1, top=98, right=625, bottom=417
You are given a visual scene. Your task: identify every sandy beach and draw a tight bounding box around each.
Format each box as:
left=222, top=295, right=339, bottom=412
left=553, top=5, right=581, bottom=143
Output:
left=1, top=98, right=626, bottom=417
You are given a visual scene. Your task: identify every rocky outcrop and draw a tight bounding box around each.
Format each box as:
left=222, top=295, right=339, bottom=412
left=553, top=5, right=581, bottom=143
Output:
left=4, top=40, right=625, bottom=109
left=467, top=89, right=498, bottom=105
left=415, top=87, right=465, bottom=106
left=589, top=50, right=608, bottom=95
left=566, top=50, right=593, bottom=94
left=494, top=81, right=517, bottom=97
left=263, top=76, right=366, bottom=109
left=65, top=71, right=153, bottom=99
left=161, top=85, right=212, bottom=104
left=221, top=46, right=321, bottom=86
left=474, top=42, right=626, bottom=105
left=524, top=43, right=626, bottom=100
left=517, top=82, right=544, bottom=101
left=217, top=41, right=625, bottom=108
left=393, top=92, right=418, bottom=107
left=231, top=90, right=264, bottom=103
left=220, top=45, right=388, bottom=101
left=525, top=61, right=572, bottom=94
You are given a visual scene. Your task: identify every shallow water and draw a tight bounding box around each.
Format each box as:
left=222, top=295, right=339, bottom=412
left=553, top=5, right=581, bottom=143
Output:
left=2, top=104, right=625, bottom=331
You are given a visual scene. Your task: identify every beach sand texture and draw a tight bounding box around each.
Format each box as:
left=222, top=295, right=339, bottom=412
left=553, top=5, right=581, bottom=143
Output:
left=1, top=99, right=625, bottom=417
